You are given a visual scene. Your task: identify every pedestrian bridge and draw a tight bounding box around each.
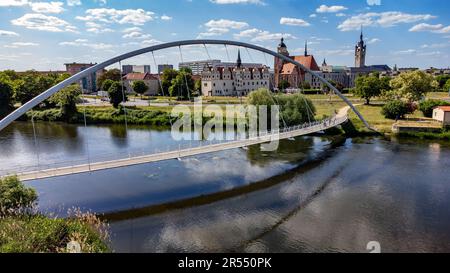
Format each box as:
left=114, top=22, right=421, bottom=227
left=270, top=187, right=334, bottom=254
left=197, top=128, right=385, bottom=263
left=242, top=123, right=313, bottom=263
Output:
left=9, top=109, right=349, bottom=181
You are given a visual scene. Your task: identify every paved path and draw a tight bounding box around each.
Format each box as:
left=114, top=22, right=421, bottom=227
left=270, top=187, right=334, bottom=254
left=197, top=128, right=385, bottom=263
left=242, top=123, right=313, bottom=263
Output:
left=9, top=107, right=350, bottom=181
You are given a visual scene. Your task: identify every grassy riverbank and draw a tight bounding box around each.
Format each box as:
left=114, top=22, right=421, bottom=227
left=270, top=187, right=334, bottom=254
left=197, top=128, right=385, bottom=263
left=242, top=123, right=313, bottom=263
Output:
left=0, top=176, right=110, bottom=253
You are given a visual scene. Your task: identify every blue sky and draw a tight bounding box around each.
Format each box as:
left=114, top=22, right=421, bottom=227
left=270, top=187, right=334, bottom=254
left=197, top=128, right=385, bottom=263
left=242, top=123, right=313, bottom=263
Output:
left=0, top=0, right=449, bottom=71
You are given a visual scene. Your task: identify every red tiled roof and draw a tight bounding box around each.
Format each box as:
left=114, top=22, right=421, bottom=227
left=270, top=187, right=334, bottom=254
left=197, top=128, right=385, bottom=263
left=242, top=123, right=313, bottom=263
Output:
left=436, top=106, right=450, bottom=112
left=293, top=55, right=320, bottom=71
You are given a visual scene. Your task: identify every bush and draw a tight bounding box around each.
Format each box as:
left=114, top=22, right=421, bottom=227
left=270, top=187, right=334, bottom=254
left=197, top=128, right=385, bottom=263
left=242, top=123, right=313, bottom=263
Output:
left=382, top=100, right=411, bottom=119
left=419, top=100, right=450, bottom=118
left=0, top=211, right=109, bottom=253
left=0, top=176, right=37, bottom=216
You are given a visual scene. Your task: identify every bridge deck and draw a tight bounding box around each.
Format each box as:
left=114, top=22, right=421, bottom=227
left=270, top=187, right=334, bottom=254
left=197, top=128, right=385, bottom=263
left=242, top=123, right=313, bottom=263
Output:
left=9, top=109, right=349, bottom=181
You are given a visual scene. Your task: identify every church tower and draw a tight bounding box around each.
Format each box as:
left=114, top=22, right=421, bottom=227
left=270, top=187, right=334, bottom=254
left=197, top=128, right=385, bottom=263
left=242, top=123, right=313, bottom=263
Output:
left=275, top=38, right=290, bottom=89
left=355, top=28, right=366, bottom=68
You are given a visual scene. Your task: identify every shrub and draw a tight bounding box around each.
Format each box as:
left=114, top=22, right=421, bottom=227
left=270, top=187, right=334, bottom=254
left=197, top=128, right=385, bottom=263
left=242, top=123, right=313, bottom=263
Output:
left=0, top=176, right=37, bottom=216
left=382, top=100, right=411, bottom=119
left=419, top=100, right=450, bottom=118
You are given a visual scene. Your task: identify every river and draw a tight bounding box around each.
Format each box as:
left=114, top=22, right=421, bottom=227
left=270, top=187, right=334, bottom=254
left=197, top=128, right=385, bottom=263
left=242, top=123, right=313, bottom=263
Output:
left=1, top=122, right=450, bottom=253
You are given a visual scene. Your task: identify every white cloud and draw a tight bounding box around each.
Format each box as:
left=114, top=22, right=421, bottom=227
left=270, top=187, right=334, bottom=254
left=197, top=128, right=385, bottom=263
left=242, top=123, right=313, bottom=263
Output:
left=336, top=13, right=346, bottom=17
left=280, top=17, right=310, bottom=27
left=209, top=0, right=265, bottom=5
left=59, top=39, right=113, bottom=50
left=141, top=39, right=162, bottom=46
left=4, top=42, right=39, bottom=48
left=315, top=49, right=354, bottom=56
left=29, top=2, right=64, bottom=13
left=409, top=23, right=450, bottom=34
left=122, top=27, right=142, bottom=33
left=161, top=15, right=172, bottom=21
left=309, top=14, right=317, bottom=18
left=11, top=13, right=78, bottom=32
left=316, top=5, right=347, bottom=13
left=338, top=11, right=436, bottom=31
left=87, top=27, right=114, bottom=34
left=421, top=43, right=450, bottom=49
left=66, top=0, right=81, bottom=6
left=76, top=8, right=155, bottom=26
left=392, top=49, right=416, bottom=55
left=0, top=29, right=20, bottom=37
left=234, top=28, right=296, bottom=42
left=122, top=31, right=152, bottom=39
left=367, top=0, right=381, bottom=6
left=367, top=38, right=380, bottom=44
left=205, top=19, right=249, bottom=29
left=0, top=0, right=29, bottom=7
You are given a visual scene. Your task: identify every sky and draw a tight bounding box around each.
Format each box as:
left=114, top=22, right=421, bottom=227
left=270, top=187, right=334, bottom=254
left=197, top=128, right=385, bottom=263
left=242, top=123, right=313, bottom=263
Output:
left=0, top=0, right=449, bottom=72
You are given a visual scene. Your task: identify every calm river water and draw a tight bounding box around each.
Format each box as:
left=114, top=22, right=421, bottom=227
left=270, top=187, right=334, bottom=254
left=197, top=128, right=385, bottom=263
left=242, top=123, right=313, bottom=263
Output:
left=1, top=122, right=450, bottom=253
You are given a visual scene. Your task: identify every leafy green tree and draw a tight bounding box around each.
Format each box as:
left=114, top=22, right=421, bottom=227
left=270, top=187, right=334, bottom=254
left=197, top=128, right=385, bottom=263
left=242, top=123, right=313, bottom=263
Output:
left=0, top=80, right=14, bottom=118
left=276, top=93, right=316, bottom=126
left=436, top=75, right=450, bottom=90
left=278, top=79, right=290, bottom=91
left=388, top=70, right=438, bottom=102
left=160, top=69, right=179, bottom=96
left=419, top=100, right=450, bottom=118
left=101, top=79, right=115, bottom=92
left=132, top=80, right=148, bottom=99
left=444, top=79, right=450, bottom=92
left=48, top=85, right=82, bottom=121
left=169, top=71, right=194, bottom=99
left=352, top=75, right=386, bottom=105
left=0, top=176, right=37, bottom=215
left=98, top=69, right=121, bottom=91
left=382, top=100, right=411, bottom=120
left=194, top=79, right=202, bottom=96
left=108, top=82, right=127, bottom=108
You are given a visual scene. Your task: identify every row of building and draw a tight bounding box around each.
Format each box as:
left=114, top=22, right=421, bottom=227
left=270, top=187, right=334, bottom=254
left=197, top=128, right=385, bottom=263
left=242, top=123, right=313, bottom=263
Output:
left=23, top=31, right=449, bottom=97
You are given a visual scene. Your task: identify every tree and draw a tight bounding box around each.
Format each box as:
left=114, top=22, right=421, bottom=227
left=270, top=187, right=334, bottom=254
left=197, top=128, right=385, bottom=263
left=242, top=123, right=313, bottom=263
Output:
left=98, top=69, right=121, bottom=91
left=160, top=69, right=179, bottom=96
left=168, top=71, right=194, bottom=100
left=48, top=84, right=82, bottom=121
left=132, top=80, right=148, bottom=99
left=0, top=80, right=14, bottom=119
left=352, top=75, right=386, bottom=105
left=101, top=79, right=115, bottom=92
left=194, top=79, right=202, bottom=96
left=0, top=176, right=37, bottom=216
left=436, top=75, right=450, bottom=90
left=444, top=79, right=450, bottom=93
left=382, top=100, right=411, bottom=120
left=278, top=80, right=290, bottom=91
left=276, top=93, right=316, bottom=126
left=108, top=82, right=127, bottom=108
left=388, top=70, right=438, bottom=102
left=419, top=99, right=450, bottom=118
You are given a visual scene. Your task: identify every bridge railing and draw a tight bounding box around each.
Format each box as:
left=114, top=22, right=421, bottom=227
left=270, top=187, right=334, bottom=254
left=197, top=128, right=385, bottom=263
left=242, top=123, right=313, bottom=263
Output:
left=0, top=114, right=348, bottom=178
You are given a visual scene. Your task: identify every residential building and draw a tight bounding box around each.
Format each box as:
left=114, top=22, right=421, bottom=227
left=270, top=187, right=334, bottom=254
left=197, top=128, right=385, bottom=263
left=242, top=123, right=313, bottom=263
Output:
left=158, top=64, right=174, bottom=74
left=123, top=73, right=160, bottom=95
left=201, top=50, right=270, bottom=96
left=65, top=62, right=104, bottom=93
left=433, top=106, right=450, bottom=126
left=122, top=65, right=151, bottom=74
left=180, top=60, right=221, bottom=75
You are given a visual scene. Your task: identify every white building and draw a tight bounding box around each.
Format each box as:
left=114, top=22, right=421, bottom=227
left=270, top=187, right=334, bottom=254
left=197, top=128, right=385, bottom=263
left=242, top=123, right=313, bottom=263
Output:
left=433, top=106, right=450, bottom=126
left=201, top=50, right=271, bottom=96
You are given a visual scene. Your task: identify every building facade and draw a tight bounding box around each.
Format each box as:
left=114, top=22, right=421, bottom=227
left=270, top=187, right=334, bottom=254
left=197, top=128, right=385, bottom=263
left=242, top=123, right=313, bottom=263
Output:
left=158, top=64, right=174, bottom=74
left=274, top=39, right=320, bottom=90
left=122, top=65, right=151, bottom=74
left=65, top=62, right=104, bottom=93
left=201, top=50, right=270, bottom=96
left=180, top=60, right=221, bottom=75
left=355, top=30, right=366, bottom=68
left=123, top=73, right=160, bottom=95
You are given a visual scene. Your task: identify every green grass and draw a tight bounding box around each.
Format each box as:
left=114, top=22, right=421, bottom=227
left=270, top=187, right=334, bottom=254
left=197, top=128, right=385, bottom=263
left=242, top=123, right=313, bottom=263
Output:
left=0, top=213, right=109, bottom=253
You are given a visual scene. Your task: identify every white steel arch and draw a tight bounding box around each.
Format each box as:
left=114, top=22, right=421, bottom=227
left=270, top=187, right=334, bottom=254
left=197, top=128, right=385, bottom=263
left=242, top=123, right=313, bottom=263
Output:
left=0, top=39, right=370, bottom=131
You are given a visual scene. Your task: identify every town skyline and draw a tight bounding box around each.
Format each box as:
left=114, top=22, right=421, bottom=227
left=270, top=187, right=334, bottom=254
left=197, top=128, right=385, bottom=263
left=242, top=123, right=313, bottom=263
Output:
left=0, top=0, right=449, bottom=71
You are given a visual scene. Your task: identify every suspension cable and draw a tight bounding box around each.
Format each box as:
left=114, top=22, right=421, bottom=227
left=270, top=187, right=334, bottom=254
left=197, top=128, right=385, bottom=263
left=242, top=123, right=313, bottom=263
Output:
left=178, top=46, right=191, bottom=101
left=224, top=44, right=231, bottom=62
left=119, top=61, right=129, bottom=133
left=31, top=113, right=40, bottom=172
left=82, top=92, right=91, bottom=171
left=151, top=51, right=173, bottom=126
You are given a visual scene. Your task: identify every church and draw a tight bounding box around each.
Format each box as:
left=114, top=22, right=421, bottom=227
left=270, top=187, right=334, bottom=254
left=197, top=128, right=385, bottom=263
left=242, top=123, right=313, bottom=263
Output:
left=274, top=38, right=320, bottom=89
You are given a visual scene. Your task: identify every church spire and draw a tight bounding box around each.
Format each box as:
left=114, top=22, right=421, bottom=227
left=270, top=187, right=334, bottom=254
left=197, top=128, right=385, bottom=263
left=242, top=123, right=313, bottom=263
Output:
left=304, top=40, right=308, bottom=56
left=360, top=26, right=364, bottom=42
left=236, top=49, right=242, bottom=68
